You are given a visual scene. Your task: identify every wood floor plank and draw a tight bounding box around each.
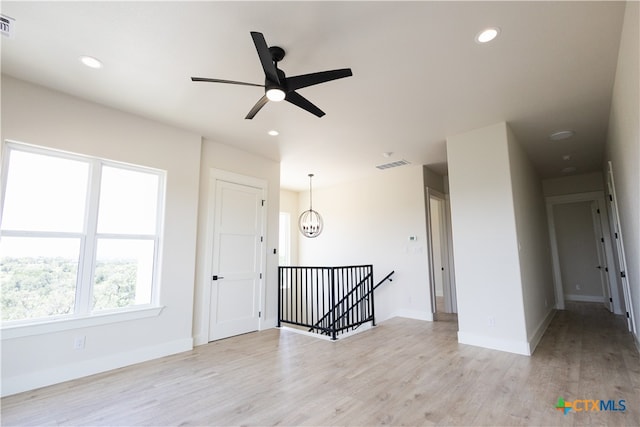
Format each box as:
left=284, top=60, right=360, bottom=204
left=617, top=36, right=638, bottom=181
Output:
left=2, top=302, right=639, bottom=426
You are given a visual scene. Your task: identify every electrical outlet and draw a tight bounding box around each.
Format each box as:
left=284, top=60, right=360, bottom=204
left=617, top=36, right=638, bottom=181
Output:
left=74, top=336, right=86, bottom=350
left=576, top=284, right=581, bottom=291
left=488, top=316, right=495, bottom=327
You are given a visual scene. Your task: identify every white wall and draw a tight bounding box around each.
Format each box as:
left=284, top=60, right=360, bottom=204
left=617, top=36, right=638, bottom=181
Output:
left=447, top=122, right=555, bottom=355
left=1, top=76, right=201, bottom=396
left=542, top=172, right=605, bottom=197
left=506, top=126, right=556, bottom=350
left=279, top=189, right=300, bottom=266
left=192, top=140, right=280, bottom=346
left=297, top=165, right=431, bottom=322
left=605, top=1, right=639, bottom=346
left=447, top=122, right=529, bottom=354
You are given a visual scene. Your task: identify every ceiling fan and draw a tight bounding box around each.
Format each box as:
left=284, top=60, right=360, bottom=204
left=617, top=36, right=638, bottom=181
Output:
left=191, top=31, right=353, bottom=119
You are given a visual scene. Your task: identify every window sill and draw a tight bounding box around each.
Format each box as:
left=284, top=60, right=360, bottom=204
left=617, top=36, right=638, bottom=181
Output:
left=1, top=306, right=165, bottom=340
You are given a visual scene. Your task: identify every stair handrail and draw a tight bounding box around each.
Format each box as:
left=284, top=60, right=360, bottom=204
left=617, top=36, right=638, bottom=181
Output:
left=310, top=270, right=395, bottom=334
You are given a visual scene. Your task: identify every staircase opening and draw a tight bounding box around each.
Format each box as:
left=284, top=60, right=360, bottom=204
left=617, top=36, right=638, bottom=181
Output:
left=278, top=265, right=394, bottom=340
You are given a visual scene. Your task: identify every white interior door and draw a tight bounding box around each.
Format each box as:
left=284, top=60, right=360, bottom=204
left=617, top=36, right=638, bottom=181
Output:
left=607, top=162, right=635, bottom=333
left=426, top=188, right=456, bottom=317
left=590, top=201, right=612, bottom=312
left=209, top=179, right=264, bottom=341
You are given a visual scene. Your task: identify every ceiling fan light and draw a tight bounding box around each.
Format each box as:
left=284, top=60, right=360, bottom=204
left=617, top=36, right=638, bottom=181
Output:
left=266, top=88, right=285, bottom=102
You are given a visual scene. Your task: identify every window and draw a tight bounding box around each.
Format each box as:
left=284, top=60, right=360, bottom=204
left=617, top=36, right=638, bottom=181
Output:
left=278, top=212, right=291, bottom=266
left=0, top=142, right=165, bottom=325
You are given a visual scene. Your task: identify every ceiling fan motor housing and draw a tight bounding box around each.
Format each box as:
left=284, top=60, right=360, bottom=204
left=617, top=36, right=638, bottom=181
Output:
left=269, top=46, right=285, bottom=63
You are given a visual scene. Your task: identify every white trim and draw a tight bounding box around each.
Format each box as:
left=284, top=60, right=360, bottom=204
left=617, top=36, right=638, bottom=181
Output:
left=528, top=309, right=556, bottom=354
left=280, top=325, right=335, bottom=341
left=444, top=195, right=457, bottom=313
left=564, top=294, right=605, bottom=303
left=393, top=309, right=434, bottom=322
left=590, top=201, right=612, bottom=312
left=279, top=322, right=373, bottom=341
left=458, top=331, right=531, bottom=356
left=545, top=191, right=606, bottom=205
left=1, top=306, right=164, bottom=339
left=1, top=336, right=191, bottom=397
left=546, top=202, right=565, bottom=310
left=607, top=161, right=636, bottom=335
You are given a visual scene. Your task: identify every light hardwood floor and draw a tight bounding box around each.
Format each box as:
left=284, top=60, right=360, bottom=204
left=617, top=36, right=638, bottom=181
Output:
left=2, top=302, right=639, bottom=426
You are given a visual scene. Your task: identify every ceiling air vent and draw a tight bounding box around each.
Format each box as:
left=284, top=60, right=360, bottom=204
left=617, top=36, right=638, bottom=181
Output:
left=376, top=159, right=410, bottom=170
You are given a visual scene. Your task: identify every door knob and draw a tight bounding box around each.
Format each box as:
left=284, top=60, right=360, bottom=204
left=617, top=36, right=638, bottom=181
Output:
left=212, top=275, right=225, bottom=280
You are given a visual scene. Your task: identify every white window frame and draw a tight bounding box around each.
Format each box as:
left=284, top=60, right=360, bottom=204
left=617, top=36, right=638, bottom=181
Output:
left=0, top=141, right=166, bottom=335
left=279, top=212, right=291, bottom=266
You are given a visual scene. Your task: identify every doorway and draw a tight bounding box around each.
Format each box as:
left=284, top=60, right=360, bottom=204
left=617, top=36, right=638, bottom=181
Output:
left=203, top=169, right=267, bottom=341
left=546, top=192, right=621, bottom=315
left=552, top=201, right=608, bottom=306
left=426, top=188, right=457, bottom=320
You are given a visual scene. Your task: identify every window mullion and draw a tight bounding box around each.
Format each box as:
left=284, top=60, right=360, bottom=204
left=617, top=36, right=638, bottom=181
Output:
left=76, top=160, right=102, bottom=315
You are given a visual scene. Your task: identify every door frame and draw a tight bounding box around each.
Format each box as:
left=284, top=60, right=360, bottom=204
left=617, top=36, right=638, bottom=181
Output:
left=545, top=191, right=620, bottom=312
left=590, top=200, right=613, bottom=311
left=606, top=161, right=636, bottom=333
left=198, top=168, right=268, bottom=342
left=426, top=187, right=456, bottom=316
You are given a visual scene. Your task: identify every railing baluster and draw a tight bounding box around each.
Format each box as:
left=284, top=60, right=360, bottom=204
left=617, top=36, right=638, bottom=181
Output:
left=278, top=265, right=391, bottom=338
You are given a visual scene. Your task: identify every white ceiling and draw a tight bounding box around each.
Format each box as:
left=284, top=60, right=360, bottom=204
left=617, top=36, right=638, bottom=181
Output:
left=0, top=1, right=626, bottom=190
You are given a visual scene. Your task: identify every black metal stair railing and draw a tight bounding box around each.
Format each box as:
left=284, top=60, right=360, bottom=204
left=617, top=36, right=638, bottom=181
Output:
left=278, top=265, right=394, bottom=340
left=310, top=270, right=395, bottom=336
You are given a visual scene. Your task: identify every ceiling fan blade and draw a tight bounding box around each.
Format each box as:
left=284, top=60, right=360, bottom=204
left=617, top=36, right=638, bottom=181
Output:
left=286, top=68, right=353, bottom=91
left=286, top=91, right=325, bottom=118
left=250, top=31, right=280, bottom=85
left=245, top=95, right=269, bottom=120
left=191, top=77, right=264, bottom=88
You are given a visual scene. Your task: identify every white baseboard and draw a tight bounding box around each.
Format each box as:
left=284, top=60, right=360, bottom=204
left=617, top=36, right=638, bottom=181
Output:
left=261, top=317, right=278, bottom=330
left=392, top=309, right=434, bottom=322
left=280, top=325, right=334, bottom=341
left=193, top=334, right=207, bottom=346
left=565, top=294, right=605, bottom=303
left=457, top=331, right=531, bottom=356
left=528, top=309, right=556, bottom=354
left=1, top=338, right=193, bottom=397
left=279, top=322, right=374, bottom=341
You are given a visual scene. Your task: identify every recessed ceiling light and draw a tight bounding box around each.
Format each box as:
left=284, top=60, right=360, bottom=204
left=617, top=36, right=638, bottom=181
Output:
left=562, top=166, right=577, bottom=173
left=549, top=130, right=575, bottom=141
left=79, top=55, right=103, bottom=69
left=268, top=130, right=279, bottom=136
left=475, top=27, right=500, bottom=44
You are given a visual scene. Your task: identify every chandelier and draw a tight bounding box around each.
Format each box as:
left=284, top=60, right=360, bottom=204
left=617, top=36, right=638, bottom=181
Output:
left=298, top=174, right=323, bottom=238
